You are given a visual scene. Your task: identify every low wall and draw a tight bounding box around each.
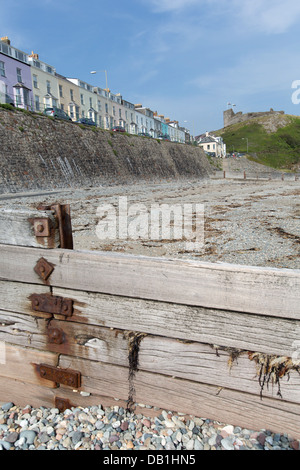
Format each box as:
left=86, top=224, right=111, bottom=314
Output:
left=0, top=108, right=213, bottom=194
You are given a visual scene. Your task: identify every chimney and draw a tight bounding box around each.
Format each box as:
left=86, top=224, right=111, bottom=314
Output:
left=29, top=51, right=39, bottom=59
left=1, top=36, right=10, bottom=45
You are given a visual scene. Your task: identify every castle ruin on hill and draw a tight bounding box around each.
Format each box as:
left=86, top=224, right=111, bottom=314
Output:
left=223, top=108, right=285, bottom=128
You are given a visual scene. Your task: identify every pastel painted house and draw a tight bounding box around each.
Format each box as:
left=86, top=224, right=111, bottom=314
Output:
left=196, top=132, right=226, bottom=157
left=27, top=51, right=59, bottom=112
left=0, top=38, right=33, bottom=110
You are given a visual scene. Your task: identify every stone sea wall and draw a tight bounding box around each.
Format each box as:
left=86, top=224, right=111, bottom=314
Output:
left=0, top=108, right=213, bottom=194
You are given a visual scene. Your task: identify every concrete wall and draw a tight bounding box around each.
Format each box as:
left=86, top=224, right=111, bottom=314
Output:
left=0, top=107, right=213, bottom=194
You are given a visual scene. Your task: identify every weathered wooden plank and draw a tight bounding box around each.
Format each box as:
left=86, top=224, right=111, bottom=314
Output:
left=0, top=376, right=163, bottom=418
left=58, top=355, right=300, bottom=439
left=0, top=278, right=298, bottom=356
left=0, top=312, right=298, bottom=403
left=0, top=346, right=298, bottom=438
left=0, top=281, right=50, bottom=317
left=0, top=207, right=60, bottom=248
left=0, top=343, right=58, bottom=387
left=55, top=287, right=300, bottom=356
left=0, top=244, right=299, bottom=318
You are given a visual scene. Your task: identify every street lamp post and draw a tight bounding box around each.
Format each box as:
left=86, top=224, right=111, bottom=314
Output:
left=90, top=70, right=110, bottom=129
left=90, top=70, right=108, bottom=91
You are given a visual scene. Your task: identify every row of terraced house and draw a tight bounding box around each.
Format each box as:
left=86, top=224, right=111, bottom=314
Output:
left=0, top=36, right=191, bottom=144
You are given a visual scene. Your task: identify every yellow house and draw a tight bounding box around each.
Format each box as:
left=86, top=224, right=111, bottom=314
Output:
left=28, top=52, right=59, bottom=112
left=56, top=73, right=80, bottom=121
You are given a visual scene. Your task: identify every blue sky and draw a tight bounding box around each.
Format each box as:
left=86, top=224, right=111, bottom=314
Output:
left=1, top=0, right=300, bottom=136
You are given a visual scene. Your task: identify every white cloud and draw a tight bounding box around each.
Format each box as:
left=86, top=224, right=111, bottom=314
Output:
left=147, top=0, right=300, bottom=34
left=233, top=0, right=300, bottom=34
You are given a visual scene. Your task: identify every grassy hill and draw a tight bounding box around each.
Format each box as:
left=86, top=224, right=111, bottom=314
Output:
left=215, top=114, right=300, bottom=170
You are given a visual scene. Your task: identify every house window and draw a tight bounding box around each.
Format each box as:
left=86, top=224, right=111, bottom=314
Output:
left=97, top=100, right=101, bottom=112
left=59, top=85, right=63, bottom=97
left=105, top=103, right=108, bottom=113
left=46, top=80, right=51, bottom=94
left=35, top=95, right=40, bottom=111
left=33, top=59, right=40, bottom=68
left=89, top=97, right=92, bottom=108
left=81, top=94, right=84, bottom=105
left=113, top=106, right=116, bottom=116
left=33, top=74, right=38, bottom=88
left=0, top=43, right=11, bottom=56
left=0, top=61, right=5, bottom=77
left=119, top=109, right=122, bottom=118
left=15, top=50, right=26, bottom=62
left=70, top=89, right=74, bottom=101
left=16, top=68, right=22, bottom=83
left=15, top=88, right=22, bottom=106
left=23, top=89, right=29, bottom=107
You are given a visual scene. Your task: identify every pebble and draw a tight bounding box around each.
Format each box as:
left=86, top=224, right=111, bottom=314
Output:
left=0, top=402, right=298, bottom=451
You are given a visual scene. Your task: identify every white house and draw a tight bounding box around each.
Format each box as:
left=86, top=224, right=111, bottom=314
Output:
left=134, top=104, right=156, bottom=136
left=196, top=132, right=226, bottom=157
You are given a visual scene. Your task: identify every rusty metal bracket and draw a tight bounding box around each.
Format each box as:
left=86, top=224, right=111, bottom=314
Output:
left=30, top=293, right=73, bottom=318
left=39, top=364, right=81, bottom=388
left=37, top=203, right=73, bottom=249
left=34, top=257, right=54, bottom=281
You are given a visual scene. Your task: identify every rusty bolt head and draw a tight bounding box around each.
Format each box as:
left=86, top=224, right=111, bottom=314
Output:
left=36, top=224, right=45, bottom=233
left=34, top=257, right=54, bottom=281
left=48, top=327, right=65, bottom=344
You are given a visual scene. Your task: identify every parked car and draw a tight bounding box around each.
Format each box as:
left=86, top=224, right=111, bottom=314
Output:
left=43, top=107, right=72, bottom=121
left=112, top=126, right=125, bottom=132
left=76, top=117, right=96, bottom=126
left=138, top=132, right=151, bottom=137
left=157, top=134, right=170, bottom=141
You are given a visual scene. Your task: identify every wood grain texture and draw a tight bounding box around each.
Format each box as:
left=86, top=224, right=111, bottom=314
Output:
left=0, top=343, right=58, bottom=387
left=0, top=309, right=299, bottom=403
left=0, top=279, right=298, bottom=356
left=54, top=287, right=300, bottom=356
left=58, top=354, right=300, bottom=439
left=0, top=244, right=299, bottom=318
left=0, top=208, right=60, bottom=248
